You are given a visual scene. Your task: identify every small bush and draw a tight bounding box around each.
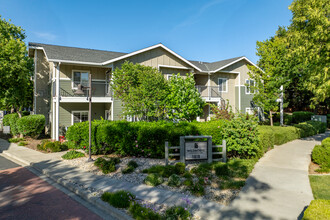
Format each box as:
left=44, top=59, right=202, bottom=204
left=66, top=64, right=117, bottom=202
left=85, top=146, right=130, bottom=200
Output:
left=101, top=190, right=135, bottom=209
left=3, top=113, right=19, bottom=136
left=94, top=157, right=120, bottom=174
left=312, top=138, right=330, bottom=172
left=8, top=137, right=24, bottom=143
left=191, top=163, right=212, bottom=178
left=128, top=160, right=139, bottom=168
left=220, top=179, right=245, bottom=189
left=258, top=127, right=275, bottom=153
left=188, top=180, right=205, bottom=196
left=18, top=141, right=28, bottom=146
left=62, top=150, right=85, bottom=160
left=292, top=111, right=314, bottom=123
left=144, top=173, right=164, bottom=186
left=129, top=202, right=162, bottom=220
left=174, top=162, right=186, bottom=175
left=302, top=200, right=330, bottom=220
left=164, top=206, right=191, bottom=220
left=168, top=174, right=181, bottom=187
left=16, top=114, right=45, bottom=137
left=36, top=140, right=67, bottom=153
left=183, top=178, right=193, bottom=187
left=122, top=166, right=135, bottom=174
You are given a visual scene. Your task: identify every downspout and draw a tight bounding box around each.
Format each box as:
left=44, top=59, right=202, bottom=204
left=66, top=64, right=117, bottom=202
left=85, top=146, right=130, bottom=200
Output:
left=33, top=50, right=37, bottom=114
left=55, top=62, right=60, bottom=141
left=52, top=64, right=56, bottom=140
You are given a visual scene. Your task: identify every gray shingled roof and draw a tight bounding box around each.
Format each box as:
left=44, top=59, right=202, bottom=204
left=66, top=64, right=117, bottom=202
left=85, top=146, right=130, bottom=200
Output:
left=189, top=56, right=244, bottom=72
left=29, top=42, right=127, bottom=63
left=29, top=42, right=244, bottom=71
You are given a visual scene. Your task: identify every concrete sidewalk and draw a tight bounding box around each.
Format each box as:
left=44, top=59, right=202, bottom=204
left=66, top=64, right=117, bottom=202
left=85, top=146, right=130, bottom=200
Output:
left=1, top=131, right=329, bottom=220
left=0, top=138, right=224, bottom=220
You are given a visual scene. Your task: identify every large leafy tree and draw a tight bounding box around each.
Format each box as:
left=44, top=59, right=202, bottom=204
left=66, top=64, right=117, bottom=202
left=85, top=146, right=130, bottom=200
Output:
left=249, top=0, right=329, bottom=113
left=112, top=61, right=168, bottom=120
left=0, top=16, right=33, bottom=112
left=165, top=73, right=205, bottom=121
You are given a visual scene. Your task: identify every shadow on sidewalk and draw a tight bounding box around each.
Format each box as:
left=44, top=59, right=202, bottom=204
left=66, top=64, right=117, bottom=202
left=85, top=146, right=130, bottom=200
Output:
left=301, top=131, right=330, bottom=142
left=0, top=138, right=11, bottom=153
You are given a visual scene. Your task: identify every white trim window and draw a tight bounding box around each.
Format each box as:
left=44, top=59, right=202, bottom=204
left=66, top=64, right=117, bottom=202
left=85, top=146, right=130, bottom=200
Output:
left=72, top=111, right=88, bottom=124
left=246, top=79, right=255, bottom=94
left=218, top=78, right=228, bottom=92
left=72, top=71, right=89, bottom=89
left=245, top=107, right=254, bottom=115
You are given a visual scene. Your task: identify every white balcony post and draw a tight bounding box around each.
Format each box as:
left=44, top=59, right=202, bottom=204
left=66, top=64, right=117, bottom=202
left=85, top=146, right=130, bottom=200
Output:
left=55, top=63, right=60, bottom=141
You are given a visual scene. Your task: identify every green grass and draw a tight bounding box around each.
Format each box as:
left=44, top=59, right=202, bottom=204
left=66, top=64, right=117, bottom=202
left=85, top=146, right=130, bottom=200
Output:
left=309, top=175, right=330, bottom=200
left=303, top=199, right=330, bottom=220
left=9, top=137, right=25, bottom=143
left=18, top=141, right=28, bottom=146
left=61, top=150, right=85, bottom=160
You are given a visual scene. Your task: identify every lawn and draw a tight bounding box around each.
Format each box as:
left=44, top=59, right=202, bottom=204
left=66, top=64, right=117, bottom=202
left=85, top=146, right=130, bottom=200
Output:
left=309, top=175, right=330, bottom=200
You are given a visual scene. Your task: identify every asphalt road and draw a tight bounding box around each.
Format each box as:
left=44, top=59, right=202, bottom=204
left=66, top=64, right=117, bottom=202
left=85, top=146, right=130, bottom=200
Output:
left=0, top=155, right=103, bottom=220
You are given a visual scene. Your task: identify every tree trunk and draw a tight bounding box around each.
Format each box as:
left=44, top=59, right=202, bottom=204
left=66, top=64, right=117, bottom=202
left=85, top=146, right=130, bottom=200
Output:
left=270, top=111, right=273, bottom=126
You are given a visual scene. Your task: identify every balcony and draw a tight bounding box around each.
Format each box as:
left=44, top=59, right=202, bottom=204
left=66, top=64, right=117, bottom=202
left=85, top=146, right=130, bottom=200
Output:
left=59, top=81, right=112, bottom=103
left=195, top=85, right=224, bottom=98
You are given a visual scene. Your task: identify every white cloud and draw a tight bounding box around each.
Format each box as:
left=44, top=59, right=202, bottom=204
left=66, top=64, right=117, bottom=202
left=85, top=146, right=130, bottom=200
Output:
left=33, top=31, right=57, bottom=41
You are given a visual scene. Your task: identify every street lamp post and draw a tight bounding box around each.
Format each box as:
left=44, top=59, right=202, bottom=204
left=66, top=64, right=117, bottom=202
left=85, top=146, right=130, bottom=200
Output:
left=74, top=73, right=93, bottom=162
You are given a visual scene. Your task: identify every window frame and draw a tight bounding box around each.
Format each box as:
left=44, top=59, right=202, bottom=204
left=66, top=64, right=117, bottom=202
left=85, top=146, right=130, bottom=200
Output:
left=218, top=77, right=228, bottom=93
left=71, top=111, right=89, bottom=125
left=72, top=70, right=90, bottom=89
left=245, top=79, right=256, bottom=94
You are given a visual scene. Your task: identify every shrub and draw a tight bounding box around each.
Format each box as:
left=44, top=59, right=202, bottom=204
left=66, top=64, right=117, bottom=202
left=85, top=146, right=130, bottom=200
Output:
left=258, top=126, right=275, bottom=153
left=62, top=150, right=85, bottom=160
left=164, top=206, right=191, bottom=220
left=8, top=137, right=24, bottom=143
left=302, top=200, right=330, bottom=220
left=128, top=160, right=139, bottom=168
left=190, top=163, right=212, bottom=178
left=18, top=141, right=28, bottom=146
left=220, top=179, right=245, bottom=189
left=16, top=114, right=45, bottom=137
left=36, top=140, right=67, bottom=153
left=128, top=202, right=162, bottom=220
left=312, top=140, right=330, bottom=172
left=174, top=162, right=186, bottom=175
left=188, top=180, right=205, bottom=196
left=3, top=113, right=19, bottom=136
left=306, top=121, right=326, bottom=134
left=259, top=125, right=300, bottom=145
left=122, top=166, right=135, bottom=174
left=292, top=111, right=314, bottom=123
left=183, top=178, right=193, bottom=187
left=144, top=173, right=164, bottom=186
left=101, top=190, right=135, bottom=208
left=273, top=113, right=293, bottom=125
left=94, top=157, right=120, bottom=174
left=168, top=174, right=181, bottom=187
left=327, top=114, right=330, bottom=128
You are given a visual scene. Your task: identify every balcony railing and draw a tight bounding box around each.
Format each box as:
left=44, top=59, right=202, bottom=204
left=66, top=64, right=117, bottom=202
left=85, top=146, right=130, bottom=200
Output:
left=195, top=85, right=224, bottom=98
left=60, top=81, right=112, bottom=97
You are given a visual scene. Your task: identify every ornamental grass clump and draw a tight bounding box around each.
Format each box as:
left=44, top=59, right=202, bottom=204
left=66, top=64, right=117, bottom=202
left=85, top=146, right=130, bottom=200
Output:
left=94, top=157, right=120, bottom=174
left=168, top=174, right=181, bottom=187
left=128, top=202, right=163, bottom=220
left=62, top=150, right=85, bottom=160
left=122, top=160, right=139, bottom=174
left=164, top=206, right=191, bottom=220
left=101, top=190, right=135, bottom=209
left=144, top=173, right=164, bottom=186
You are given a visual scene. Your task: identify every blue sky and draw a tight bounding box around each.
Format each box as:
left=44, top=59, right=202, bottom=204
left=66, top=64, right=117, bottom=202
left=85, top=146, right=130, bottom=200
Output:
left=0, top=0, right=292, bottom=63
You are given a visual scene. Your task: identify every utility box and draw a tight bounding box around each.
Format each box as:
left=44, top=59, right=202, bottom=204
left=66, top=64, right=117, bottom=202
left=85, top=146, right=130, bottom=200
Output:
left=311, top=115, right=327, bottom=123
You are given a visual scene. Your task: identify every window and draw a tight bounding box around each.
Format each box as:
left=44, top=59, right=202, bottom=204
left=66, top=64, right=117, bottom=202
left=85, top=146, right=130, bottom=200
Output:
left=72, top=71, right=89, bottom=89
left=218, top=78, right=228, bottom=92
left=72, top=111, right=88, bottom=124
left=245, top=107, right=254, bottom=115
left=246, top=79, right=255, bottom=94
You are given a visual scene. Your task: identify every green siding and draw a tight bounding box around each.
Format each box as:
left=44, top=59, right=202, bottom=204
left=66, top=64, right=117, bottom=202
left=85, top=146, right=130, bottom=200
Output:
left=240, top=86, right=254, bottom=113
left=59, top=103, right=106, bottom=128
left=235, top=86, right=239, bottom=113
left=113, top=99, right=123, bottom=121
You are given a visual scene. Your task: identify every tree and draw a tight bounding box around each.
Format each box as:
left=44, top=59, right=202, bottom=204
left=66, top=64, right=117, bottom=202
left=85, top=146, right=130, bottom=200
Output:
left=112, top=61, right=168, bottom=120
left=249, top=0, right=329, bottom=113
left=0, top=16, right=33, bottom=113
left=165, top=73, right=205, bottom=121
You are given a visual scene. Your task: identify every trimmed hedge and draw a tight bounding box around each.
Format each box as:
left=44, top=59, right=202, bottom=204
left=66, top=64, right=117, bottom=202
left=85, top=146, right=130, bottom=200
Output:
left=17, top=115, right=45, bottom=137
left=3, top=113, right=20, bottom=136
left=292, top=111, right=314, bottom=123
left=327, top=114, right=330, bottom=128
left=312, top=137, right=330, bottom=172
left=294, top=121, right=327, bottom=138
left=66, top=115, right=261, bottom=159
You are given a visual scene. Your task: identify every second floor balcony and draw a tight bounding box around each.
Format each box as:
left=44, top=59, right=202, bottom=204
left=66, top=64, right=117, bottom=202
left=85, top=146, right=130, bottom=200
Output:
left=195, top=85, right=224, bottom=99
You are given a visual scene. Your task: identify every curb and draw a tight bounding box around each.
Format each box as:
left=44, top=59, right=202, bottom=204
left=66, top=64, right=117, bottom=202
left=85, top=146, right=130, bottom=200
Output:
left=2, top=150, right=133, bottom=220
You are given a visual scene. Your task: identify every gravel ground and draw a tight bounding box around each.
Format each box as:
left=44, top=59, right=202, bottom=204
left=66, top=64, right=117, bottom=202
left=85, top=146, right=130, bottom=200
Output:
left=62, top=154, right=239, bottom=206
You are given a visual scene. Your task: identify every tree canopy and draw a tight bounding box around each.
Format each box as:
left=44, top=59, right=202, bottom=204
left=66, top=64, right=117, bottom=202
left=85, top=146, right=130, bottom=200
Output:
left=112, top=61, right=205, bottom=121
left=249, top=0, right=329, bottom=112
left=0, top=16, right=33, bottom=112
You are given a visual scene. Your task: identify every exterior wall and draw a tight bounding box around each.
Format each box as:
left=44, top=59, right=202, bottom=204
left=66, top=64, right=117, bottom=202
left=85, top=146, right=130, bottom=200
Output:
left=59, top=64, right=110, bottom=80
left=35, top=50, right=51, bottom=125
left=240, top=86, right=253, bottom=113
left=112, top=99, right=123, bottom=120
left=113, top=47, right=193, bottom=70
left=59, top=103, right=107, bottom=128
left=210, top=72, right=237, bottom=109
